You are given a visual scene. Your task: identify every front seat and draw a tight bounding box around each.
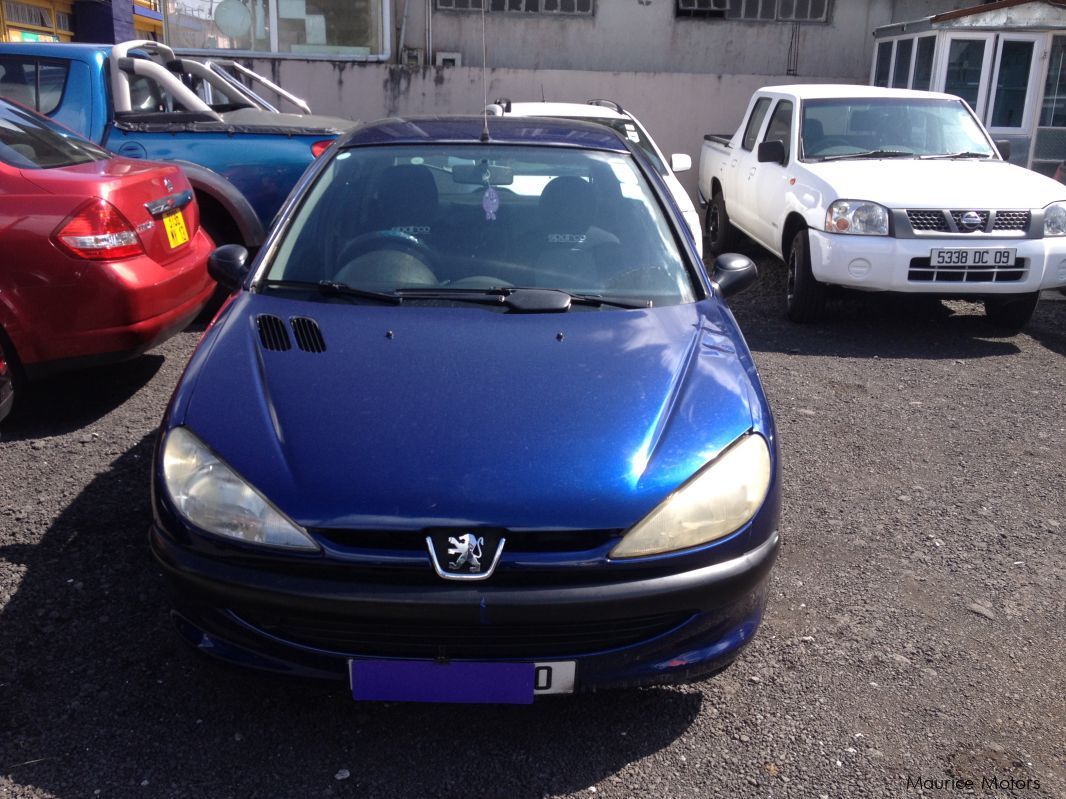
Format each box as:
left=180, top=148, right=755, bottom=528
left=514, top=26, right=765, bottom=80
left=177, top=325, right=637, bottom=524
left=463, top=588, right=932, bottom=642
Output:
left=526, top=176, right=615, bottom=290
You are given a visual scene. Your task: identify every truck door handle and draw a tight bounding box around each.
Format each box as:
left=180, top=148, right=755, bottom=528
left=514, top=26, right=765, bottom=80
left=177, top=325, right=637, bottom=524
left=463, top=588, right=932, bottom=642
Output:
left=748, top=167, right=757, bottom=176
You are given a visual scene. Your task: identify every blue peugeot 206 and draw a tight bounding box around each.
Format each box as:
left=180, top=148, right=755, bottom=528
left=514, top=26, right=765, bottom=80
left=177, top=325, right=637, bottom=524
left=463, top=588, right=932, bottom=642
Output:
left=150, top=115, right=781, bottom=703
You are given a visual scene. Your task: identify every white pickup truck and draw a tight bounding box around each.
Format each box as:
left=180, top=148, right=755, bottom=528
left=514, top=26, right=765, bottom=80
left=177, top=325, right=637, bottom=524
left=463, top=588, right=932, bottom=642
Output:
left=698, top=84, right=1066, bottom=329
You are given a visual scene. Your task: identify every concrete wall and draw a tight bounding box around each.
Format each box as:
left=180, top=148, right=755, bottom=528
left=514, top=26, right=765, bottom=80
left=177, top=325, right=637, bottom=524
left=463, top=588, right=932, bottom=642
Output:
left=249, top=60, right=851, bottom=204
left=391, top=0, right=894, bottom=76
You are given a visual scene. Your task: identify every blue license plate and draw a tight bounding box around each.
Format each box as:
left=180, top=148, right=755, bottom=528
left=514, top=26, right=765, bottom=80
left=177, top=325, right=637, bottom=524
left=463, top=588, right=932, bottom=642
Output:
left=350, top=659, right=535, bottom=704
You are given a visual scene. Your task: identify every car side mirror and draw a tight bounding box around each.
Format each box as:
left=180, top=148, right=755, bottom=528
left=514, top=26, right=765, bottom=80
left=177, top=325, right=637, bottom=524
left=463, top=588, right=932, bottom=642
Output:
left=712, top=253, right=758, bottom=298
left=757, top=140, right=786, bottom=165
left=995, top=139, right=1011, bottom=161
left=670, top=153, right=692, bottom=173
left=207, top=244, right=250, bottom=291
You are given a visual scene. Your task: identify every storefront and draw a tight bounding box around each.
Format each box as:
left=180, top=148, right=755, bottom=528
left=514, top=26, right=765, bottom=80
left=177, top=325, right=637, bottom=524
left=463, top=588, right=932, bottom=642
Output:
left=2, top=0, right=161, bottom=43
left=872, top=0, right=1066, bottom=177
left=1, top=0, right=74, bottom=42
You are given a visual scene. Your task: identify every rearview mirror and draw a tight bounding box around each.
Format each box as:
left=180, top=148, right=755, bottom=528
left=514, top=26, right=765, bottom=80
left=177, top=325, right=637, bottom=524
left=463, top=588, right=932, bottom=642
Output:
left=451, top=163, right=514, bottom=185
left=757, top=140, right=786, bottom=165
left=207, top=244, right=250, bottom=291
left=712, top=253, right=758, bottom=298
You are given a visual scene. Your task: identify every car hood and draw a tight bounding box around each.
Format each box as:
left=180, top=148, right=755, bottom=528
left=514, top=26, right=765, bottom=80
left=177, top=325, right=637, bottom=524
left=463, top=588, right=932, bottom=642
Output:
left=176, top=295, right=765, bottom=531
left=810, top=159, right=1066, bottom=208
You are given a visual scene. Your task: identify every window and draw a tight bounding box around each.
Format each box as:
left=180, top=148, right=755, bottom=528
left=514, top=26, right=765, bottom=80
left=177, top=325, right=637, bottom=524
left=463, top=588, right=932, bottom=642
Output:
left=763, top=100, right=792, bottom=162
left=437, top=0, right=594, bottom=13
left=944, top=39, right=987, bottom=110
left=0, top=57, right=69, bottom=115
left=742, top=97, right=771, bottom=151
left=166, top=0, right=388, bottom=57
left=873, top=41, right=891, bottom=87
left=3, top=1, right=52, bottom=27
left=891, top=38, right=912, bottom=89
left=912, top=37, right=935, bottom=91
left=678, top=0, right=828, bottom=21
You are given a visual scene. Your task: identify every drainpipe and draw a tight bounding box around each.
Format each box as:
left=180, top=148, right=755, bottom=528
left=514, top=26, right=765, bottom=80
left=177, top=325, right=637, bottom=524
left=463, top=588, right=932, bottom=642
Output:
left=397, top=0, right=410, bottom=64
left=426, top=0, right=433, bottom=63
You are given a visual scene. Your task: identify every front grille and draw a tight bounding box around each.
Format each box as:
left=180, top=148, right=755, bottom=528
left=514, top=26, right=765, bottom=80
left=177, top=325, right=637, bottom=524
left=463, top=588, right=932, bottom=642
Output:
left=992, top=210, right=1031, bottom=231
left=907, top=210, right=948, bottom=231
left=908, top=257, right=1027, bottom=283
left=235, top=609, right=693, bottom=658
left=950, top=210, right=990, bottom=233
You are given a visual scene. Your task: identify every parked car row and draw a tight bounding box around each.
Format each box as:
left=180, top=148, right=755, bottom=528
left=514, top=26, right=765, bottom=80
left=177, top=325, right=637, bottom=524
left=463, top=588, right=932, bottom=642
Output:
left=699, top=84, right=1066, bottom=329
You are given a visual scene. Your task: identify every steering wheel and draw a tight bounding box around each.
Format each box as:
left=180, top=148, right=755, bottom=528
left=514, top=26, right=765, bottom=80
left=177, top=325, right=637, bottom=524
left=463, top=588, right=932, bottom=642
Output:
left=335, top=230, right=438, bottom=287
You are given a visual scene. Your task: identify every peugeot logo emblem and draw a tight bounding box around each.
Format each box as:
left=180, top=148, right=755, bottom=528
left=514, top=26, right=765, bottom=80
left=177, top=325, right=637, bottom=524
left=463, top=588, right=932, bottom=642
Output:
left=959, top=211, right=983, bottom=231
left=426, top=531, right=506, bottom=581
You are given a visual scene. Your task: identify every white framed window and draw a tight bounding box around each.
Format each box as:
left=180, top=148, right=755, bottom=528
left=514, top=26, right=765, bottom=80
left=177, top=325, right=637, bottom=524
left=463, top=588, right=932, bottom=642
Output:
left=678, top=0, right=828, bottom=21
left=436, top=0, right=593, bottom=13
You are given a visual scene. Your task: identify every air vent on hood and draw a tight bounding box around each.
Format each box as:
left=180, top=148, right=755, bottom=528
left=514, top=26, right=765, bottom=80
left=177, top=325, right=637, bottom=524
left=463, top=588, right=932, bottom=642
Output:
left=257, top=314, right=291, bottom=351
left=290, top=317, right=326, bottom=353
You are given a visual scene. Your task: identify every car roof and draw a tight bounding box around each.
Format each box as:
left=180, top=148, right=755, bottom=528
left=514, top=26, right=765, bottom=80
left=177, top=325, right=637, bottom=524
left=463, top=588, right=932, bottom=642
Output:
left=0, top=42, right=109, bottom=58
left=339, top=115, right=631, bottom=152
left=498, top=102, right=629, bottom=121
left=761, top=83, right=960, bottom=102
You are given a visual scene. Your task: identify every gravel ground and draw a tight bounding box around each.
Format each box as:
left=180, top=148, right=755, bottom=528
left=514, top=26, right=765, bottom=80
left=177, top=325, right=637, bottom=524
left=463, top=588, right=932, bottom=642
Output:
left=1, top=245, right=1064, bottom=798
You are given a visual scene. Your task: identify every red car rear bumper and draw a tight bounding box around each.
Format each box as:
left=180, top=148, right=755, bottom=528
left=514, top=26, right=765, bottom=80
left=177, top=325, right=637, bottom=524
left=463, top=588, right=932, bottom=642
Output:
left=15, top=228, right=216, bottom=374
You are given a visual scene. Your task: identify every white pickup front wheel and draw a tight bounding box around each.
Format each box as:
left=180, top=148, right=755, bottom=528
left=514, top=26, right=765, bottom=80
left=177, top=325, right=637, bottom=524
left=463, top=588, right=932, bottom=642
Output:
left=785, top=228, right=826, bottom=323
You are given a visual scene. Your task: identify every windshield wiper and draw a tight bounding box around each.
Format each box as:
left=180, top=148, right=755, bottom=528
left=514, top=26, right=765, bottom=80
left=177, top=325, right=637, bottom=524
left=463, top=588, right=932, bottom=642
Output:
left=394, top=286, right=649, bottom=312
left=919, top=151, right=993, bottom=160
left=818, top=150, right=918, bottom=162
left=259, top=279, right=402, bottom=305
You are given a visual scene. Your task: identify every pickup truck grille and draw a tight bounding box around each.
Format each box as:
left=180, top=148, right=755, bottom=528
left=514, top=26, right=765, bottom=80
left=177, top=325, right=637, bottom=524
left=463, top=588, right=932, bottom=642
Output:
left=908, top=257, right=1027, bottom=283
left=905, top=209, right=1031, bottom=234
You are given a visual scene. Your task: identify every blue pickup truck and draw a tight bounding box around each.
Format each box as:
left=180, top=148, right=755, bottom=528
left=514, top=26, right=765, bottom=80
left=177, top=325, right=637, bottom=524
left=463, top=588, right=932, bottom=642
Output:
left=0, top=40, right=355, bottom=248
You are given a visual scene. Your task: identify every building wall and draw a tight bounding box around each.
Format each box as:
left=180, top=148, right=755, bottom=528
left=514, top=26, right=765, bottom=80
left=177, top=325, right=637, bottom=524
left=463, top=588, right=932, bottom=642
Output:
left=247, top=59, right=851, bottom=204
left=393, top=0, right=894, bottom=76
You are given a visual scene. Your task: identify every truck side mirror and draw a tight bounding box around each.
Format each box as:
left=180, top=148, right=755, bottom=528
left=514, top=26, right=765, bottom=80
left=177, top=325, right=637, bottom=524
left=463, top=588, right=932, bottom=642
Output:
left=208, top=244, right=250, bottom=291
left=995, top=139, right=1011, bottom=161
left=670, top=153, right=692, bottom=173
left=757, top=140, right=786, bottom=165
left=712, top=253, right=758, bottom=298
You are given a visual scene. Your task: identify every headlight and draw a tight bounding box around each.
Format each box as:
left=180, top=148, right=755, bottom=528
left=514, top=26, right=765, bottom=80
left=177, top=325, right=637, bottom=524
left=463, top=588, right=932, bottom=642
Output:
left=825, top=200, right=889, bottom=235
left=161, top=427, right=319, bottom=551
left=1044, top=202, right=1066, bottom=236
left=609, top=434, right=771, bottom=559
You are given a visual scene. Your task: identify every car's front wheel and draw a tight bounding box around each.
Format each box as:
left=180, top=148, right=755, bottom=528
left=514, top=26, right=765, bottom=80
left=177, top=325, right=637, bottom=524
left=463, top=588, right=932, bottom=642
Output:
left=984, top=291, right=1039, bottom=333
left=706, top=192, right=739, bottom=256
left=786, top=228, right=826, bottom=323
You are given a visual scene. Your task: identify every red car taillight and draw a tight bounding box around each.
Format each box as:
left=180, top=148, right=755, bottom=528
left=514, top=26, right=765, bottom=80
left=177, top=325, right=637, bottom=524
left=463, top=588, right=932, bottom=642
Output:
left=311, top=139, right=333, bottom=158
left=54, top=199, right=144, bottom=260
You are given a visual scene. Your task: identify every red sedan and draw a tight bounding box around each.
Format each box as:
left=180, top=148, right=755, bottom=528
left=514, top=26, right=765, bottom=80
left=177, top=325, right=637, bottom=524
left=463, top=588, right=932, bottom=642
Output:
left=0, top=98, right=214, bottom=418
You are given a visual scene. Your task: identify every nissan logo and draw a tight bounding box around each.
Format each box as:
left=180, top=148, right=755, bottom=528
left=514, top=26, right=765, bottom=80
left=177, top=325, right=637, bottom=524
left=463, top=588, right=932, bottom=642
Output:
left=959, top=211, right=983, bottom=231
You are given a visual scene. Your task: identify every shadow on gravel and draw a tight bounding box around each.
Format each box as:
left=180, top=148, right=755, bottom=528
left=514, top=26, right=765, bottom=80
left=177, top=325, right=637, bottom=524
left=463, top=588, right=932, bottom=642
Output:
left=2, top=355, right=165, bottom=442
left=723, top=243, right=1066, bottom=360
left=0, top=435, right=702, bottom=798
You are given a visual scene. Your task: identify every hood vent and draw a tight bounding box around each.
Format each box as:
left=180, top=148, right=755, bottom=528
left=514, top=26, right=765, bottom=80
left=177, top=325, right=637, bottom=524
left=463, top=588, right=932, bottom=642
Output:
left=257, top=314, right=291, bottom=351
left=290, top=317, right=326, bottom=353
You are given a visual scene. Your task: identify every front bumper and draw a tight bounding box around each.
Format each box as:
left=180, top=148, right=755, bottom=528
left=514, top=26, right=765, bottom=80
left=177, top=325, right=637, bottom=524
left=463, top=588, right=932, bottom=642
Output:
left=808, top=229, right=1066, bottom=293
left=150, top=524, right=779, bottom=691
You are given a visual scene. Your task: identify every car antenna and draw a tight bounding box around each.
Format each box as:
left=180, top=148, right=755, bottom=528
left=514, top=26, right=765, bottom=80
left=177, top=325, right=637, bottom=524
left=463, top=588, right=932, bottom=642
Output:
left=480, top=2, right=490, bottom=142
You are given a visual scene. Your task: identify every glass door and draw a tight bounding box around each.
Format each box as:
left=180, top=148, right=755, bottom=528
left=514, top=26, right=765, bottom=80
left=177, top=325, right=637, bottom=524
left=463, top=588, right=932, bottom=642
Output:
left=938, top=33, right=994, bottom=118
left=986, top=34, right=1044, bottom=133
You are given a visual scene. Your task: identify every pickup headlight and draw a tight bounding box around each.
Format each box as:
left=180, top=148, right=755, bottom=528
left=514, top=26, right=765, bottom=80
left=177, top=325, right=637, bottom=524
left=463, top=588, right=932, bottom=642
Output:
left=1043, top=202, right=1066, bottom=236
left=609, top=434, right=771, bottom=559
left=162, top=427, right=319, bottom=551
left=825, top=200, right=889, bottom=236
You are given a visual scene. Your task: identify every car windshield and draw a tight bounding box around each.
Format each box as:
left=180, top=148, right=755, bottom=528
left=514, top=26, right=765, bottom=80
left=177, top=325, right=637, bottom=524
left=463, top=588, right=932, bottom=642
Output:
left=0, top=101, right=109, bottom=169
left=800, top=97, right=996, bottom=160
left=263, top=144, right=696, bottom=308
